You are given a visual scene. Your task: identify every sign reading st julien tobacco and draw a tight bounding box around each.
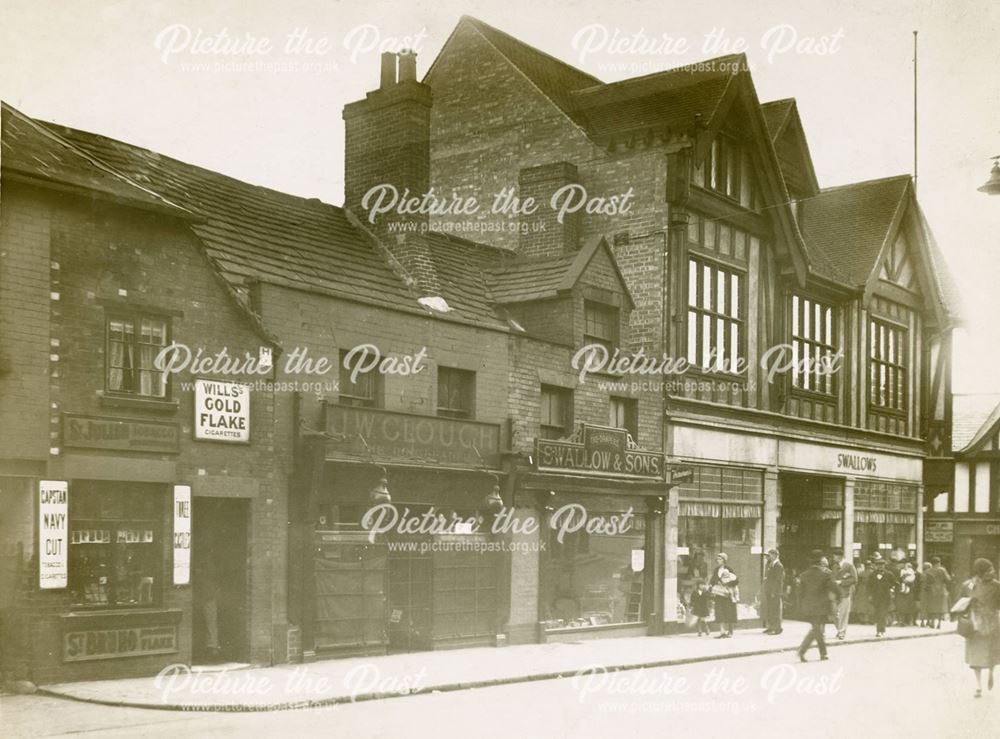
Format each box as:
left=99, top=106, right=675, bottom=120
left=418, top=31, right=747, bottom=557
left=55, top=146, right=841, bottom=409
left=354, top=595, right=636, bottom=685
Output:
left=536, top=425, right=663, bottom=479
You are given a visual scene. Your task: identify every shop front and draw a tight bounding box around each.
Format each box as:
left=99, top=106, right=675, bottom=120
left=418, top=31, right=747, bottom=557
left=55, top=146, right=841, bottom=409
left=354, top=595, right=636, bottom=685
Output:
left=294, top=403, right=506, bottom=659
left=667, top=422, right=925, bottom=627
left=512, top=424, right=667, bottom=643
left=924, top=519, right=1000, bottom=582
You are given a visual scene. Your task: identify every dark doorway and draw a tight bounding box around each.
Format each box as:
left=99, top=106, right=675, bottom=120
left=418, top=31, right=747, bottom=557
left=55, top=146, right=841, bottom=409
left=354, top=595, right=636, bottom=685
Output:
left=387, top=548, right=433, bottom=653
left=779, top=474, right=845, bottom=619
left=192, top=498, right=249, bottom=664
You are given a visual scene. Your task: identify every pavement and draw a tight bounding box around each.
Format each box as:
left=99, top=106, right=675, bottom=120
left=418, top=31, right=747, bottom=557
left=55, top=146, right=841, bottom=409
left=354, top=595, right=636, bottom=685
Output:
left=36, top=622, right=951, bottom=712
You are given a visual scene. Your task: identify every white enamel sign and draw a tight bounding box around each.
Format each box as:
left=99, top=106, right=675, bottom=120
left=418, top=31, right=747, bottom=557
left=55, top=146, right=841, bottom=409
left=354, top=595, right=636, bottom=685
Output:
left=39, top=480, right=68, bottom=589
left=173, top=485, right=191, bottom=585
left=194, top=379, right=250, bottom=443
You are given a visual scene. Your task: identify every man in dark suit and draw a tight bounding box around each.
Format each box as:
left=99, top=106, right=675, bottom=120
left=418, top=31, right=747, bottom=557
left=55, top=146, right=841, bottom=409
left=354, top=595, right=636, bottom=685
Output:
left=797, top=549, right=840, bottom=662
left=832, top=549, right=858, bottom=640
left=762, top=548, right=784, bottom=634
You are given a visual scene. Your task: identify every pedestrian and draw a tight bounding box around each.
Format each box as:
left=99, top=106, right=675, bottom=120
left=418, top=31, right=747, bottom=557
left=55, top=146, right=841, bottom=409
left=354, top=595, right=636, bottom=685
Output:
left=924, top=556, right=952, bottom=629
left=797, top=549, right=840, bottom=662
left=762, top=548, right=784, bottom=635
left=868, top=553, right=897, bottom=636
left=897, top=561, right=919, bottom=626
left=689, top=581, right=712, bottom=636
left=958, top=558, right=1000, bottom=698
left=852, top=561, right=870, bottom=625
left=833, top=548, right=858, bottom=640
left=710, top=553, right=739, bottom=639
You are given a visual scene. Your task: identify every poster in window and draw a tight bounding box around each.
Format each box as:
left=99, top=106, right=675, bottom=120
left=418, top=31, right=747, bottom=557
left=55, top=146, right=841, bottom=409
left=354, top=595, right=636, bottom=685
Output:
left=39, top=480, right=68, bottom=589
left=194, top=379, right=250, bottom=443
left=173, top=484, right=192, bottom=585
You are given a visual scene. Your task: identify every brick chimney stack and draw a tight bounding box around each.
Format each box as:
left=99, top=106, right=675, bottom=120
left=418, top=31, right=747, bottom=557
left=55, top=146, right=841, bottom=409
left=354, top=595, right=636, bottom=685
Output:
left=344, top=51, right=440, bottom=296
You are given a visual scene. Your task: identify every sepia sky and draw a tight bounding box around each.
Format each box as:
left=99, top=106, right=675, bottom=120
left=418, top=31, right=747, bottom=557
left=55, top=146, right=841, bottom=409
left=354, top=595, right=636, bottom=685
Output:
left=2, top=0, right=998, bottom=393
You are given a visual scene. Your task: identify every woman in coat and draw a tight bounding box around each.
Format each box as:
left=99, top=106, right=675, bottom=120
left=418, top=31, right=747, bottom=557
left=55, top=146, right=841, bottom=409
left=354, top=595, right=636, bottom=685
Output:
left=960, top=558, right=1000, bottom=698
left=709, top=553, right=739, bottom=639
left=896, top=562, right=918, bottom=626
left=925, top=556, right=952, bottom=628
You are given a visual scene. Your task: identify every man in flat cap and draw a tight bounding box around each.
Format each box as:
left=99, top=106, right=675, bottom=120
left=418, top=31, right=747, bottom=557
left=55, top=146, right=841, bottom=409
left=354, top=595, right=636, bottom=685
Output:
left=797, top=549, right=840, bottom=662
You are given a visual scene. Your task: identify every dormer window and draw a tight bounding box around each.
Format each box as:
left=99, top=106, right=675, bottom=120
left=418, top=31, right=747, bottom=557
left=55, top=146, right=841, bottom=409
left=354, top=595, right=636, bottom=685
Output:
left=583, top=301, right=618, bottom=353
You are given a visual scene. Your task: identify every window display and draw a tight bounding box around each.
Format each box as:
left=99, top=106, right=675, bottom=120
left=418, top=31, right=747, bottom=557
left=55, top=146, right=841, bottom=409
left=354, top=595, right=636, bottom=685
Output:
left=541, top=515, right=646, bottom=630
left=68, top=482, right=164, bottom=607
left=676, top=465, right=763, bottom=620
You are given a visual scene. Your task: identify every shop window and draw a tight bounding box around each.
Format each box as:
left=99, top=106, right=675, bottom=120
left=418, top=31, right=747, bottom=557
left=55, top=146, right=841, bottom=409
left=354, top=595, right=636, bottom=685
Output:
left=676, top=465, right=763, bottom=617
left=583, top=301, right=618, bottom=353
left=68, top=482, right=165, bottom=607
left=339, top=349, right=382, bottom=407
left=106, top=313, right=169, bottom=398
left=686, top=258, right=743, bottom=373
left=869, top=318, right=908, bottom=412
left=437, top=367, right=475, bottom=419
left=541, top=515, right=646, bottom=629
left=790, top=295, right=837, bottom=395
left=540, top=385, right=573, bottom=440
left=609, top=397, right=638, bottom=442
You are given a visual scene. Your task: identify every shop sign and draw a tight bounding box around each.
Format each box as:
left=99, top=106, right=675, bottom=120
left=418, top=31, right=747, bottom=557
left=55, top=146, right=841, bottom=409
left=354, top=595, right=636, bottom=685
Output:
left=669, top=466, right=695, bottom=484
left=63, top=413, right=179, bottom=453
left=39, top=480, right=68, bottom=589
left=836, top=453, right=878, bottom=473
left=535, top=425, right=663, bottom=479
left=924, top=521, right=954, bottom=543
left=63, top=625, right=177, bottom=662
left=194, top=379, right=250, bottom=443
left=326, top=405, right=501, bottom=468
left=173, top=485, right=191, bottom=585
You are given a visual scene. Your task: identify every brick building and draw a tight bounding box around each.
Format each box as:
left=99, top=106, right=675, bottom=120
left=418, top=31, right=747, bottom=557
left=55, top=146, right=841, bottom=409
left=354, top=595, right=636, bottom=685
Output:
left=422, top=16, right=961, bottom=625
left=0, top=104, right=284, bottom=683
left=0, top=15, right=966, bottom=683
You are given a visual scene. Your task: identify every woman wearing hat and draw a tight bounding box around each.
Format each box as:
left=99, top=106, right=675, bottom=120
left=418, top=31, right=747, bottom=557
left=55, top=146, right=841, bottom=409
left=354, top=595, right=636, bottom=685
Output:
left=709, top=552, right=739, bottom=638
left=959, top=558, right=1000, bottom=697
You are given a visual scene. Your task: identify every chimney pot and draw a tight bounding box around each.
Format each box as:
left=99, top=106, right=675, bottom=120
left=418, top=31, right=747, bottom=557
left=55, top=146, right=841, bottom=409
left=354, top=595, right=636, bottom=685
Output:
left=380, top=51, right=397, bottom=89
left=398, top=49, right=417, bottom=82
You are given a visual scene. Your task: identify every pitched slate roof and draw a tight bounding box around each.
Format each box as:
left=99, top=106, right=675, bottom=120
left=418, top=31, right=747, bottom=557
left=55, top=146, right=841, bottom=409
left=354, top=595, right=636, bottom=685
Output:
left=486, top=236, right=634, bottom=306
left=798, top=175, right=911, bottom=286
left=1, top=103, right=189, bottom=217
left=487, top=252, right=579, bottom=303
left=568, top=56, right=744, bottom=140
left=953, top=394, right=1000, bottom=453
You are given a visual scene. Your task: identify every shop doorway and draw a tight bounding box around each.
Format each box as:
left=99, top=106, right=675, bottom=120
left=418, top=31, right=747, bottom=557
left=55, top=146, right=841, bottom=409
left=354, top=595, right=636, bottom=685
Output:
left=192, top=498, right=249, bottom=664
left=387, top=548, right=433, bottom=653
left=778, top=474, right=844, bottom=581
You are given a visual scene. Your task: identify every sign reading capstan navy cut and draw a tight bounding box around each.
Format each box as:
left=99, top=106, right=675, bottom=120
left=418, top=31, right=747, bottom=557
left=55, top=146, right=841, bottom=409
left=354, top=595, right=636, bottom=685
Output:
left=535, top=424, right=663, bottom=479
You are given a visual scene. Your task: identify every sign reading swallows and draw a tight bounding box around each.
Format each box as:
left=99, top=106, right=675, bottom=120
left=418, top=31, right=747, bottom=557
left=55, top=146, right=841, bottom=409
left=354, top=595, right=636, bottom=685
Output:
left=535, top=425, right=663, bottom=479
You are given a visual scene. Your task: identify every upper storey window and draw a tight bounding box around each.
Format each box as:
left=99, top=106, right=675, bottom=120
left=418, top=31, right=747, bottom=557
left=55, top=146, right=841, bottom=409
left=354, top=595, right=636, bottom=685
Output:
left=704, top=133, right=754, bottom=206
left=791, top=295, right=838, bottom=395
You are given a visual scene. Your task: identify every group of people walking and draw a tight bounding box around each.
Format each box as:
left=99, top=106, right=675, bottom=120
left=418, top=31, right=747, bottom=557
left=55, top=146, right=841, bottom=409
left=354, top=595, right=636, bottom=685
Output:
left=684, top=548, right=1000, bottom=696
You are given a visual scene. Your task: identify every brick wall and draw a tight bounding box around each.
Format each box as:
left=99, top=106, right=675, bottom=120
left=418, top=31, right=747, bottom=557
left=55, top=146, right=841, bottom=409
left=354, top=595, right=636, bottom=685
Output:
left=0, top=182, right=287, bottom=683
